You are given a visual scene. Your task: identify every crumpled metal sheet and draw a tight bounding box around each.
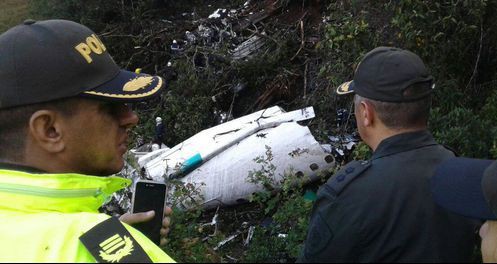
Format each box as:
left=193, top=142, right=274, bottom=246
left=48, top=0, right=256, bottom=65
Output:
left=134, top=106, right=335, bottom=209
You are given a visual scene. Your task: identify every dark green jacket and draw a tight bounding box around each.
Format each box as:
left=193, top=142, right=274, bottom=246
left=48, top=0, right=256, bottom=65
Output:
left=299, top=130, right=478, bottom=262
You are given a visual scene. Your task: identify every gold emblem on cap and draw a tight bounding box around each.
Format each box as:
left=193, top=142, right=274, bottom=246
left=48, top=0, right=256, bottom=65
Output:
left=337, top=81, right=354, bottom=95
left=341, top=82, right=350, bottom=92
left=123, top=76, right=154, bottom=92
left=99, top=234, right=134, bottom=263
left=84, top=77, right=163, bottom=99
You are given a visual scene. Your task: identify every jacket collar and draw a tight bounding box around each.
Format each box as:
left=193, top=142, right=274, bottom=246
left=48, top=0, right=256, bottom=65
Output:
left=372, top=130, right=438, bottom=160
left=0, top=169, right=130, bottom=213
left=0, top=162, right=46, bottom=173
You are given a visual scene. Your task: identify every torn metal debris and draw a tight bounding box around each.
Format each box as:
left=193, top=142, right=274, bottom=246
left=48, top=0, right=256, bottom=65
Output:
left=244, top=226, right=255, bottom=247
left=231, top=34, right=267, bottom=60
left=214, top=232, right=241, bottom=251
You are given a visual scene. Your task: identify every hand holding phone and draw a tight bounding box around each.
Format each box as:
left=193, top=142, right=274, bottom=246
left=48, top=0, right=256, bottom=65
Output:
left=131, top=180, right=166, bottom=245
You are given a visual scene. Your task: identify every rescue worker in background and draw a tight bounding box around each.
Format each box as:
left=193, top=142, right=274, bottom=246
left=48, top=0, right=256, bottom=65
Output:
left=164, top=61, right=178, bottom=83
left=431, top=157, right=497, bottom=263
left=0, top=19, right=174, bottom=262
left=154, top=116, right=166, bottom=148
left=170, top=39, right=181, bottom=55
left=298, top=47, right=479, bottom=262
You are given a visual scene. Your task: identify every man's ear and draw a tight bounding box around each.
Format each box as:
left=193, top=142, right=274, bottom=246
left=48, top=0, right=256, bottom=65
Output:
left=28, top=110, right=65, bottom=153
left=359, top=100, right=375, bottom=128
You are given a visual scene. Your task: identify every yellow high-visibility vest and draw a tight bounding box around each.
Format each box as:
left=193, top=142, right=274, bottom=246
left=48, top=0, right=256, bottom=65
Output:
left=0, top=169, right=175, bottom=263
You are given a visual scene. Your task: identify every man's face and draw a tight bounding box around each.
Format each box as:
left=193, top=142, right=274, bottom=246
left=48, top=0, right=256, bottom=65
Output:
left=60, top=99, right=139, bottom=176
left=480, top=220, right=497, bottom=262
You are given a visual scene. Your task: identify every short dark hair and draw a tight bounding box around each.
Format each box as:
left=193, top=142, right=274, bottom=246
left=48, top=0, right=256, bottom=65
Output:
left=0, top=98, right=78, bottom=162
left=355, top=82, right=432, bottom=129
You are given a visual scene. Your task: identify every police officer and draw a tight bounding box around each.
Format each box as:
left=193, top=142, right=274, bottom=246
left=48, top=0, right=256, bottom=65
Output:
left=298, top=47, right=478, bottom=262
left=0, top=20, right=174, bottom=262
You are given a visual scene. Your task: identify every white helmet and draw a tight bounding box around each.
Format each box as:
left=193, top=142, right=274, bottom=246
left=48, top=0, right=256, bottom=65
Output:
left=155, top=117, right=162, bottom=123
left=173, top=39, right=177, bottom=44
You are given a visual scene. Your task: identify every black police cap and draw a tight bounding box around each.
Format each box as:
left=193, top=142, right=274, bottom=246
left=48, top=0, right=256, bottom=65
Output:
left=0, top=19, right=165, bottom=109
left=336, top=46, right=434, bottom=102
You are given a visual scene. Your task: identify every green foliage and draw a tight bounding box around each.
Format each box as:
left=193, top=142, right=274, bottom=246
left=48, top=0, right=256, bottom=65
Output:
left=243, top=146, right=314, bottom=262
left=430, top=86, right=497, bottom=159
left=0, top=0, right=29, bottom=33
left=311, top=2, right=380, bottom=139
left=243, top=195, right=312, bottom=262
left=481, top=89, right=497, bottom=158
left=157, top=92, right=215, bottom=146
left=162, top=181, right=223, bottom=262
left=168, top=180, right=205, bottom=210
left=388, top=0, right=497, bottom=108
left=352, top=141, right=372, bottom=160
left=480, top=87, right=497, bottom=125
left=247, top=146, right=277, bottom=208
left=319, top=5, right=372, bottom=86
left=162, top=208, right=222, bottom=263
left=29, top=0, right=140, bottom=31
left=430, top=107, right=493, bottom=158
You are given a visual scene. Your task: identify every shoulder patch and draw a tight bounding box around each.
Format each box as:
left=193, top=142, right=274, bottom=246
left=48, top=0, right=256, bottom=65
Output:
left=80, top=217, right=152, bottom=263
left=324, top=160, right=371, bottom=197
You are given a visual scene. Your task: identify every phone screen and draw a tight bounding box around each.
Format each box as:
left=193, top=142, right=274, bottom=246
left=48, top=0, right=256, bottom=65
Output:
left=131, top=181, right=166, bottom=245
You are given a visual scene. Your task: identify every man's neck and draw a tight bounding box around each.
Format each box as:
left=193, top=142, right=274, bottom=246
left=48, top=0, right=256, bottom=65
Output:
left=368, top=126, right=427, bottom=151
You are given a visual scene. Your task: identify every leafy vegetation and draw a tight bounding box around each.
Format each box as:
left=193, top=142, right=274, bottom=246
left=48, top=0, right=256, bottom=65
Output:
left=244, top=147, right=314, bottom=262
left=0, top=0, right=29, bottom=33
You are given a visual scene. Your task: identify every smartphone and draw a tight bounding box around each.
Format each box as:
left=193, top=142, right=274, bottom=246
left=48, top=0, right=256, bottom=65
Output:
left=131, top=180, right=166, bottom=245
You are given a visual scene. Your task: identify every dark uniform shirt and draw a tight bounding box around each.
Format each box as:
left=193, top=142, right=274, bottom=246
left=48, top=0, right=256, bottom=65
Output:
left=154, top=123, right=165, bottom=145
left=299, top=130, right=478, bottom=263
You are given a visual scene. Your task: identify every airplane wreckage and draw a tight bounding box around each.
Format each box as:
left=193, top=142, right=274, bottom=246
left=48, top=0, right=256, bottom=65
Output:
left=124, top=105, right=340, bottom=210
left=98, top=0, right=359, bottom=214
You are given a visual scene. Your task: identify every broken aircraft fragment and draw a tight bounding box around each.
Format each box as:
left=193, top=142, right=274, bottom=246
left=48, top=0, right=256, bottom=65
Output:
left=231, top=34, right=266, bottom=60
left=133, top=106, right=335, bottom=209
